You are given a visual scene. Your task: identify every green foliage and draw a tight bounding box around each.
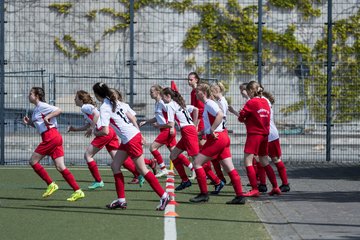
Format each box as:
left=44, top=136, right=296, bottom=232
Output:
left=48, top=3, right=72, bottom=15
left=54, top=35, right=92, bottom=59
left=86, top=10, right=97, bottom=21
left=269, top=0, right=321, bottom=19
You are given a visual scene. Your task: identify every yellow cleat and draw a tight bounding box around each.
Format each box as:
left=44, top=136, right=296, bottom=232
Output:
left=66, top=189, right=85, bottom=202
left=42, top=182, right=59, bottom=198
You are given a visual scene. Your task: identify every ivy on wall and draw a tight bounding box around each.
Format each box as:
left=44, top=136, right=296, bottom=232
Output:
left=48, top=3, right=73, bottom=15
left=48, top=1, right=359, bottom=122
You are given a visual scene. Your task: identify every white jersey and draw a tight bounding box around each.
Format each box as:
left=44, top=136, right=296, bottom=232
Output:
left=217, top=96, right=228, bottom=129
left=203, top=99, right=225, bottom=134
left=31, top=101, right=59, bottom=134
left=264, top=98, right=279, bottom=142
left=81, top=104, right=98, bottom=124
left=97, top=98, right=139, bottom=144
left=167, top=101, right=195, bottom=128
left=154, top=99, right=168, bottom=125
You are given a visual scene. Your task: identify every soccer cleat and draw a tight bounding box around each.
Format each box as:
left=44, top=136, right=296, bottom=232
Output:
left=243, top=189, right=260, bottom=197
left=226, top=196, right=246, bottom=205
left=188, top=169, right=196, bottom=180
left=210, top=181, right=225, bottom=195
left=106, top=199, right=127, bottom=210
left=268, top=187, right=281, bottom=196
left=128, top=177, right=139, bottom=184
left=189, top=193, right=209, bottom=203
left=138, top=175, right=145, bottom=188
left=155, top=168, right=168, bottom=178
left=279, top=184, right=290, bottom=192
left=175, top=180, right=192, bottom=191
left=66, top=189, right=85, bottom=202
left=150, top=159, right=157, bottom=175
left=156, top=195, right=170, bottom=211
left=42, top=182, right=59, bottom=198
left=258, top=184, right=268, bottom=193
left=88, top=181, right=104, bottom=190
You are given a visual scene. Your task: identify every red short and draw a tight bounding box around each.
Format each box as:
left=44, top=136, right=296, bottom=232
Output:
left=91, top=126, right=119, bottom=152
left=268, top=138, right=282, bottom=158
left=244, top=134, right=268, bottom=157
left=118, top=133, right=143, bottom=159
left=35, top=128, right=64, bottom=160
left=176, top=125, right=199, bottom=157
left=201, top=131, right=231, bottom=159
left=154, top=128, right=176, bottom=147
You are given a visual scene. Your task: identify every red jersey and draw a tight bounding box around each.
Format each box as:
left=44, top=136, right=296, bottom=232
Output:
left=190, top=89, right=204, bottom=131
left=238, top=97, right=270, bottom=135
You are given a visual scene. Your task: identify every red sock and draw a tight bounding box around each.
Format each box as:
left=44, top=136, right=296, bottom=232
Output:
left=203, top=161, right=221, bottom=185
left=177, top=154, right=191, bottom=168
left=60, top=168, right=80, bottom=191
left=195, top=168, right=208, bottom=194
left=151, top=150, right=164, bottom=165
left=87, top=161, right=102, bottom=182
left=123, top=157, right=139, bottom=177
left=228, top=169, right=243, bottom=196
left=173, top=158, right=189, bottom=182
left=275, top=161, right=288, bottom=185
left=264, top=164, right=278, bottom=188
left=31, top=163, right=53, bottom=185
left=252, top=158, right=258, bottom=174
left=114, top=172, right=125, bottom=198
left=211, top=159, right=226, bottom=182
left=144, top=171, right=165, bottom=197
left=256, top=161, right=266, bottom=185
left=246, top=166, right=258, bottom=190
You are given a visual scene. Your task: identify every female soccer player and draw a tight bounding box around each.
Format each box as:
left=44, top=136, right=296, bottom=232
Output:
left=238, top=81, right=280, bottom=197
left=23, top=87, right=84, bottom=201
left=92, top=82, right=169, bottom=210
left=68, top=90, right=143, bottom=188
left=160, top=87, right=198, bottom=191
left=189, top=83, right=245, bottom=204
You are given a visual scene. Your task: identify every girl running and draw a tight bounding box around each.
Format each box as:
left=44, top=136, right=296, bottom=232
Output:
left=68, top=90, right=143, bottom=189
left=23, top=87, right=84, bottom=201
left=92, top=82, right=169, bottom=210
left=139, top=85, right=175, bottom=178
left=189, top=83, right=245, bottom=204
left=160, top=87, right=198, bottom=191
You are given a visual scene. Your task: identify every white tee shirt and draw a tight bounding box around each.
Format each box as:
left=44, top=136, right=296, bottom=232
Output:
left=264, top=98, right=279, bottom=142
left=97, top=98, right=139, bottom=144
left=203, top=99, right=225, bottom=134
left=81, top=104, right=98, bottom=124
left=154, top=99, right=168, bottom=125
left=217, top=96, right=228, bottom=129
left=31, top=101, right=58, bottom=134
left=167, top=101, right=195, bottom=128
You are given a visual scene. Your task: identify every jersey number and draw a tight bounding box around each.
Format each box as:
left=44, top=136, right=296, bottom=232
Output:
left=116, top=109, right=130, bottom=124
left=182, top=110, right=193, bottom=124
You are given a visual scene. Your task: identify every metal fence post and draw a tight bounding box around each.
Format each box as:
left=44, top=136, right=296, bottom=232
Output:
left=128, top=0, right=135, bottom=108
left=257, top=0, right=263, bottom=84
left=326, top=0, right=333, bottom=162
left=0, top=0, right=5, bottom=165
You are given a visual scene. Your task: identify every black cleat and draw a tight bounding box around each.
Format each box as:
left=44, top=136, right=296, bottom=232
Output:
left=210, top=181, right=225, bottom=195
left=258, top=184, right=268, bottom=193
left=106, top=200, right=127, bottom=210
left=226, top=196, right=246, bottom=205
left=189, top=193, right=209, bottom=203
left=279, top=184, right=290, bottom=192
left=175, top=180, right=192, bottom=191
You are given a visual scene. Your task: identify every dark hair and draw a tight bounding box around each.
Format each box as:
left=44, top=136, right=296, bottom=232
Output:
left=246, top=81, right=263, bottom=97
left=93, top=82, right=117, bottom=112
left=262, top=91, right=275, bottom=104
left=31, top=87, right=46, bottom=102
left=239, top=82, right=248, bottom=91
left=161, top=87, right=186, bottom=109
left=110, top=88, right=123, bottom=102
left=188, top=72, right=201, bottom=84
left=76, top=90, right=96, bottom=107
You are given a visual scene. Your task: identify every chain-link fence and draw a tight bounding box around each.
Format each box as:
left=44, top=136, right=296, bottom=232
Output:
left=2, top=1, right=360, bottom=166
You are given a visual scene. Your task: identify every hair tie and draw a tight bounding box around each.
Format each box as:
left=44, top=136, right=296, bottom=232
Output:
left=99, top=82, right=104, bottom=87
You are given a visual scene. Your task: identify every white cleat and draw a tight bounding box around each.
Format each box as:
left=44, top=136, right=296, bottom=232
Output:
left=155, top=168, right=168, bottom=178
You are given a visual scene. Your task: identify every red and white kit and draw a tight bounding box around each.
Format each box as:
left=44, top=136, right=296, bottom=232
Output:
left=154, top=99, right=176, bottom=147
